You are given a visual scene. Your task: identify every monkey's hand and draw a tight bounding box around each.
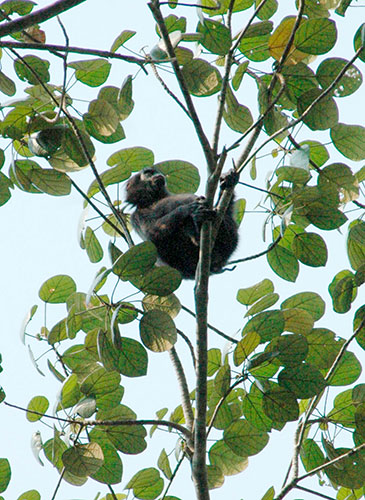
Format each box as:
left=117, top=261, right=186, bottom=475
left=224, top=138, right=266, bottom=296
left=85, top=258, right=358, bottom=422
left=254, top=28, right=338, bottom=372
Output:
left=220, top=169, right=239, bottom=190
left=191, top=197, right=216, bottom=236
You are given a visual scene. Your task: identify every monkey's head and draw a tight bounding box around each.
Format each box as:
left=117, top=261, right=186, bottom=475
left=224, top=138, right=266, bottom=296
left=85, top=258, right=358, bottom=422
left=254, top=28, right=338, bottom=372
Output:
left=125, top=167, right=168, bottom=208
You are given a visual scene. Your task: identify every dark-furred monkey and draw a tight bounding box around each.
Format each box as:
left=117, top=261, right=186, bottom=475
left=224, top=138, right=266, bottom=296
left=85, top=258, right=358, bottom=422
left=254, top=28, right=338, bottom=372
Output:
left=126, top=168, right=238, bottom=279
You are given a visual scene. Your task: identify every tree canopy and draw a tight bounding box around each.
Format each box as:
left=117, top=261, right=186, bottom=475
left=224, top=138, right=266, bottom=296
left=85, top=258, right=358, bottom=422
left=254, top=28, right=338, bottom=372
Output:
left=0, top=1, right=364, bottom=500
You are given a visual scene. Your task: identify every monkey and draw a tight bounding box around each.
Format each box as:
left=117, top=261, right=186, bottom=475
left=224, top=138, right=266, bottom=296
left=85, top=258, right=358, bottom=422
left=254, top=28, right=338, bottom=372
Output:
left=125, top=167, right=238, bottom=279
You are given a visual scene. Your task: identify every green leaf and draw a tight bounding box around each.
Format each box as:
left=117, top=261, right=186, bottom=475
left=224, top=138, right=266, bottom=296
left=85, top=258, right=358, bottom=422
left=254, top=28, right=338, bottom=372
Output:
left=300, top=140, right=329, bottom=168
left=17, top=490, right=40, bottom=500
left=118, top=337, right=148, bottom=377
left=140, top=310, right=177, bottom=352
left=207, top=348, right=222, bottom=376
left=113, top=242, right=157, bottom=280
left=234, top=331, right=260, bottom=366
left=294, top=18, right=337, bottom=55
left=243, top=309, right=285, bottom=343
left=39, top=275, right=76, bottom=303
left=329, top=270, right=356, bottom=314
left=68, top=59, right=111, bottom=87
left=267, top=245, right=299, bottom=282
left=300, top=439, right=325, bottom=472
left=80, top=367, right=121, bottom=397
left=27, top=396, right=49, bottom=422
left=118, top=75, right=134, bottom=120
left=268, top=333, right=308, bottom=366
left=0, top=458, right=11, bottom=494
left=282, top=308, right=314, bottom=335
left=305, top=328, right=344, bottom=370
left=29, top=168, right=71, bottom=196
left=58, top=374, right=81, bottom=410
left=316, top=58, right=362, bottom=97
left=142, top=293, right=181, bottom=319
left=223, top=85, right=254, bottom=134
left=232, top=61, right=249, bottom=90
left=97, top=405, right=146, bottom=454
left=281, top=292, right=325, bottom=321
left=110, top=30, right=136, bottom=52
left=197, top=19, right=232, bottom=55
left=237, top=279, right=274, bottom=305
left=14, top=55, right=50, bottom=84
left=262, top=384, right=299, bottom=422
left=126, top=468, right=163, bottom=500
left=84, top=227, right=103, bottom=263
left=62, top=442, right=104, bottom=477
left=83, top=99, right=120, bottom=137
left=154, top=160, right=200, bottom=194
left=292, top=232, right=328, bottom=267
left=181, top=59, right=222, bottom=96
left=90, top=437, right=123, bottom=485
left=278, top=363, right=326, bottom=398
left=224, top=419, right=269, bottom=456
left=256, top=0, right=277, bottom=20
left=131, top=267, right=182, bottom=297
left=245, top=293, right=279, bottom=317
left=209, top=440, right=248, bottom=476
left=239, top=22, right=271, bottom=62
left=298, top=88, right=338, bottom=131
left=327, top=351, right=362, bottom=386
left=0, top=172, right=12, bottom=206
left=0, top=71, right=16, bottom=96
left=331, top=123, right=365, bottom=161
left=158, top=449, right=172, bottom=480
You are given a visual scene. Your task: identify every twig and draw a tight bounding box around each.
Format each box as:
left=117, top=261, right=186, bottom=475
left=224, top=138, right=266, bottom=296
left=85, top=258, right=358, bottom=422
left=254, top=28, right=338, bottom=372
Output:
left=0, top=41, right=147, bottom=68
left=181, top=304, right=238, bottom=344
left=148, top=1, right=215, bottom=172
left=229, top=234, right=282, bottom=265
left=0, top=0, right=86, bottom=38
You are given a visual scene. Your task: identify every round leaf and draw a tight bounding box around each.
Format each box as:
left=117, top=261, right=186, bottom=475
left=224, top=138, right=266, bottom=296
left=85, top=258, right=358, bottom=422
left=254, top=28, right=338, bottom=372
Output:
left=140, top=310, right=177, bottom=352
left=39, top=275, right=76, bottom=303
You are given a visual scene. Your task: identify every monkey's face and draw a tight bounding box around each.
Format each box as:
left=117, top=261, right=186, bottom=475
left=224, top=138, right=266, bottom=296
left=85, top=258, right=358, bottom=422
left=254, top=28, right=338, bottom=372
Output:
left=126, top=168, right=168, bottom=208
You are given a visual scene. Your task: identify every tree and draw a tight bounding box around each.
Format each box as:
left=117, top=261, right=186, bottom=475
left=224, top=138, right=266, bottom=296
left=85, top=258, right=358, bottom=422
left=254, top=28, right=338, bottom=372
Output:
left=0, top=0, right=364, bottom=499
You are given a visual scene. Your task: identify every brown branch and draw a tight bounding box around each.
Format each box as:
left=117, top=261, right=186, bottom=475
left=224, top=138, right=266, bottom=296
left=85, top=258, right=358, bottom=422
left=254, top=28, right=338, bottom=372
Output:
left=229, top=234, right=282, bottom=265
left=212, top=0, right=271, bottom=154
left=0, top=0, right=86, bottom=38
left=148, top=1, right=215, bottom=172
left=4, top=401, right=192, bottom=440
left=181, top=304, right=239, bottom=344
left=169, top=346, right=194, bottom=433
left=0, top=40, right=147, bottom=68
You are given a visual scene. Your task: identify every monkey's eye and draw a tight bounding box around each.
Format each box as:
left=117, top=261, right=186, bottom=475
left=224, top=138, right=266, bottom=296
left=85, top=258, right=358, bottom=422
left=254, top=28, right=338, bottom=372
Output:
left=143, top=168, right=155, bottom=175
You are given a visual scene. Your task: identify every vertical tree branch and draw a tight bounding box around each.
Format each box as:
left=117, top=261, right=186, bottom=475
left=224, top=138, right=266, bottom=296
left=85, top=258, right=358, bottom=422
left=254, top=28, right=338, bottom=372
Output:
left=192, top=220, right=212, bottom=500
left=169, top=346, right=194, bottom=433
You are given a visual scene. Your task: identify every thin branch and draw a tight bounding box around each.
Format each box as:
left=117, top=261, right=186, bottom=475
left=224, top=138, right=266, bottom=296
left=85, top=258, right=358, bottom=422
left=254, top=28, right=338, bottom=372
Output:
left=275, top=442, right=365, bottom=500
left=181, top=304, right=238, bottom=344
left=0, top=40, right=147, bottom=68
left=212, top=0, right=271, bottom=154
left=289, top=318, right=365, bottom=486
left=176, top=327, right=197, bottom=366
left=150, top=60, right=190, bottom=117
left=70, top=178, right=131, bottom=241
left=159, top=1, right=221, bottom=8
left=148, top=1, right=215, bottom=172
left=4, top=401, right=192, bottom=440
left=229, top=234, right=282, bottom=265
left=295, top=485, right=336, bottom=500
left=207, top=376, right=245, bottom=436
left=0, top=0, right=86, bottom=38
left=169, top=346, right=194, bottom=433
